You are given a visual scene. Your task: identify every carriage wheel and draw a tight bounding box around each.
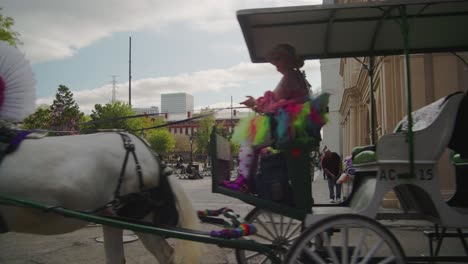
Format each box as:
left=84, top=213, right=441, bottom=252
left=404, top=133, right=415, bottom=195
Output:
left=285, top=214, right=405, bottom=264
left=235, top=208, right=303, bottom=264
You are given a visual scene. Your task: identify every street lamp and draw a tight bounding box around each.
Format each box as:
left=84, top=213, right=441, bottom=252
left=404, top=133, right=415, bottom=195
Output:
left=189, top=133, right=196, bottom=165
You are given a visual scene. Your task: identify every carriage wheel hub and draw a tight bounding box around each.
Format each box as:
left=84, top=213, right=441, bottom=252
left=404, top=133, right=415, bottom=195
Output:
left=273, top=237, right=290, bottom=250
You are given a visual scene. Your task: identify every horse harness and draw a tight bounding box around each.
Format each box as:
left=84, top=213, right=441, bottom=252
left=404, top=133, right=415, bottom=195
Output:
left=103, top=132, right=179, bottom=226
left=114, top=132, right=145, bottom=198
left=0, top=125, right=31, bottom=164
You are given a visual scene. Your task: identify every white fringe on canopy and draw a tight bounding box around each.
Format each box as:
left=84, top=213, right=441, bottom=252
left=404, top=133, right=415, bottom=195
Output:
left=0, top=41, right=36, bottom=122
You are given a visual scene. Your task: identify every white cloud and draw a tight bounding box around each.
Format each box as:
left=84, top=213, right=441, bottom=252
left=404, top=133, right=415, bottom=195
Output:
left=36, top=60, right=321, bottom=114
left=6, top=0, right=324, bottom=117
left=3, top=0, right=322, bottom=63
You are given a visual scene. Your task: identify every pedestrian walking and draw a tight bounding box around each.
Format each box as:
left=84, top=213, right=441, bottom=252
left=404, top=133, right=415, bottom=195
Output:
left=320, top=145, right=328, bottom=180
left=321, top=149, right=342, bottom=203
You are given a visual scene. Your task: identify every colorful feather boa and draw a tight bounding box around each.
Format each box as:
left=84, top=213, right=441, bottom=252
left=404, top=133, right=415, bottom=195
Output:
left=232, top=92, right=329, bottom=146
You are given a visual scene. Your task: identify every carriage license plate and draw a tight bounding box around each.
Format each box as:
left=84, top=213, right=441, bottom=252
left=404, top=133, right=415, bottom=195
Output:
left=379, top=168, right=433, bottom=181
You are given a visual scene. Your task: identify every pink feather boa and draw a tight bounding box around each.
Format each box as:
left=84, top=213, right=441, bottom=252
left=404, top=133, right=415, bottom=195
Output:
left=256, top=91, right=298, bottom=113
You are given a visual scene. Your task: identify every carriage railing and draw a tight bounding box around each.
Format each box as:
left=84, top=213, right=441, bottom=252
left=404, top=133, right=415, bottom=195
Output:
left=210, top=127, right=319, bottom=220
left=0, top=192, right=283, bottom=263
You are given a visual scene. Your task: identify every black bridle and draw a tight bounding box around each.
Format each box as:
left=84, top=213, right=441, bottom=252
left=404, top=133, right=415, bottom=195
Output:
left=109, top=132, right=179, bottom=225
left=114, top=132, right=145, bottom=198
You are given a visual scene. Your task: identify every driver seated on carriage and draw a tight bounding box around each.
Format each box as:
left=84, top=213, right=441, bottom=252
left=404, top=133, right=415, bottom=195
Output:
left=221, top=44, right=329, bottom=203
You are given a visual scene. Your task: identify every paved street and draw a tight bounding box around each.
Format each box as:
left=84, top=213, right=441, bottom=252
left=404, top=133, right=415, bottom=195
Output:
left=0, top=169, right=467, bottom=263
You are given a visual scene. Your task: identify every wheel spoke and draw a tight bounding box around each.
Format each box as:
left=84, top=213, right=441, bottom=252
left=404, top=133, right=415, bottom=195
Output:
left=257, top=254, right=269, bottom=264
left=255, top=215, right=277, bottom=240
left=279, top=215, right=285, bottom=236
left=283, top=217, right=295, bottom=238
left=342, top=226, right=349, bottom=264
left=321, top=232, right=340, bottom=264
left=350, top=228, right=367, bottom=264
left=245, top=251, right=263, bottom=260
left=285, top=222, right=302, bottom=240
left=378, top=255, right=397, bottom=264
left=287, top=233, right=301, bottom=242
left=304, top=246, right=328, bottom=264
left=267, top=211, right=280, bottom=238
left=253, top=232, right=275, bottom=242
left=360, top=239, right=383, bottom=263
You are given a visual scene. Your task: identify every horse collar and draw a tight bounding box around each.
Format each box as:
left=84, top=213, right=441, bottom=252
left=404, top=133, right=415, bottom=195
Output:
left=114, top=132, right=145, bottom=198
left=0, top=126, right=32, bottom=164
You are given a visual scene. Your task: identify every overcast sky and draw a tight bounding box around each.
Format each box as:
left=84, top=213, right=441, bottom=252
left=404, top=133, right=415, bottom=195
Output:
left=2, top=0, right=323, bottom=114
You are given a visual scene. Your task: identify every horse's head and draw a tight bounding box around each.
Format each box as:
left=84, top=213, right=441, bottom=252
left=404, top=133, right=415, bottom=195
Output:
left=112, top=133, right=179, bottom=226
left=112, top=132, right=160, bottom=195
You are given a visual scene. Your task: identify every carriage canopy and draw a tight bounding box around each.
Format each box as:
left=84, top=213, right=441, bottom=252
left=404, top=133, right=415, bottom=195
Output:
left=237, top=0, right=468, bottom=63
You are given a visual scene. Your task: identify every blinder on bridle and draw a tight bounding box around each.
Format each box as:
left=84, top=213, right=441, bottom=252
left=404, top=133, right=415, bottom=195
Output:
left=107, top=132, right=179, bottom=226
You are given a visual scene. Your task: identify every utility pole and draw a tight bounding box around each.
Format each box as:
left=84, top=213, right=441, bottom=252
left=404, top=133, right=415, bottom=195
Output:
left=110, top=75, right=118, bottom=103
left=129, top=36, right=132, bottom=106
left=230, top=96, right=233, bottom=134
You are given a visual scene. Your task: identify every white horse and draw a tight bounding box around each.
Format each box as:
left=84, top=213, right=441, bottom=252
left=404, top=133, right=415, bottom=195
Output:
left=0, top=131, right=202, bottom=264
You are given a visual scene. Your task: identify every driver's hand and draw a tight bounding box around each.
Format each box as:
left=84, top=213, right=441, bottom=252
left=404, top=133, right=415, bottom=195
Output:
left=240, top=96, right=256, bottom=109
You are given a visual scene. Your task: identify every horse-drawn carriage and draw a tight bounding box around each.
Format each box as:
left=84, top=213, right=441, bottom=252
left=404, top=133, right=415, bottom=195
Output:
left=1, top=1, right=468, bottom=263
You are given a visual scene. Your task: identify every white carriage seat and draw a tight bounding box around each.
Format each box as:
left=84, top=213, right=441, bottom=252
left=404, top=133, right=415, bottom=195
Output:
left=395, top=96, right=448, bottom=133
left=374, top=91, right=465, bottom=164
left=353, top=92, right=466, bottom=165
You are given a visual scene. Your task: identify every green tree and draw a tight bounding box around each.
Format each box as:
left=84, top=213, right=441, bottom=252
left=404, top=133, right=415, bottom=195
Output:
left=49, top=85, right=83, bottom=134
left=89, top=101, right=142, bottom=132
left=88, top=104, right=175, bottom=153
left=142, top=116, right=175, bottom=154
left=195, top=107, right=216, bottom=155
left=146, top=129, right=175, bottom=154
left=172, top=133, right=190, bottom=153
left=22, top=104, right=51, bottom=129
left=0, top=8, right=21, bottom=46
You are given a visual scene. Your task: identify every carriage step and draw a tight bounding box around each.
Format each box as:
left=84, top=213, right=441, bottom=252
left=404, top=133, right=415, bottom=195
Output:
left=423, top=227, right=468, bottom=256
left=424, top=230, right=468, bottom=239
